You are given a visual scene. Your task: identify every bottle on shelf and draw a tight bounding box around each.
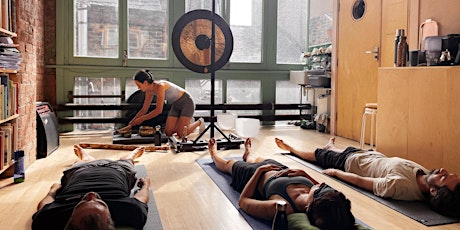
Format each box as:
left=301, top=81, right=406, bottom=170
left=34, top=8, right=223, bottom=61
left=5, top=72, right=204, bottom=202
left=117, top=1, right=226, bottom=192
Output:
left=396, top=29, right=408, bottom=67
left=272, top=200, right=288, bottom=230
left=394, top=29, right=403, bottom=66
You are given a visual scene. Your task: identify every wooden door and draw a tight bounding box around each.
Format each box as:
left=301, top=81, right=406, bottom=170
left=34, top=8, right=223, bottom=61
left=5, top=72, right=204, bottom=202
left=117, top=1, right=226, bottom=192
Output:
left=336, top=0, right=381, bottom=141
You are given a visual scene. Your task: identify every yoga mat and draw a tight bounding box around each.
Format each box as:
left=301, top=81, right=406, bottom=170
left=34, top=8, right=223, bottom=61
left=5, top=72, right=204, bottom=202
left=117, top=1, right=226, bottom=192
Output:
left=282, top=153, right=460, bottom=226
left=196, top=157, right=372, bottom=230
left=134, top=165, right=163, bottom=230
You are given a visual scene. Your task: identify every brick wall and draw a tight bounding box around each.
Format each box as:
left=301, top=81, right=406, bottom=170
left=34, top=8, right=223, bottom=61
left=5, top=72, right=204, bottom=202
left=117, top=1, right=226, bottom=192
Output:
left=43, top=0, right=56, bottom=106
left=9, top=0, right=46, bottom=168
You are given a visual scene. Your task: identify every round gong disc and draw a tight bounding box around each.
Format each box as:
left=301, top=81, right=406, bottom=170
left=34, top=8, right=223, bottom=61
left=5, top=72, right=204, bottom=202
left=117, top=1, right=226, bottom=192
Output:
left=172, top=10, right=233, bottom=73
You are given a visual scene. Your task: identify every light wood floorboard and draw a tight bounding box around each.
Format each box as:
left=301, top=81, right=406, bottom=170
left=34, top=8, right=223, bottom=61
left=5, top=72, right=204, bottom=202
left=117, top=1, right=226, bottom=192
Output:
left=0, top=125, right=459, bottom=230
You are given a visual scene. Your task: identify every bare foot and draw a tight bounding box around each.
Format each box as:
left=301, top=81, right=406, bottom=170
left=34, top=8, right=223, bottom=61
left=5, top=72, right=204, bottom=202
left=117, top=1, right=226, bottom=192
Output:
left=73, top=144, right=84, bottom=160
left=208, top=138, right=217, bottom=157
left=121, top=146, right=145, bottom=161
left=242, top=138, right=252, bottom=161
left=133, top=146, right=145, bottom=159
left=73, top=144, right=95, bottom=162
left=323, top=137, right=336, bottom=150
left=275, top=138, right=291, bottom=152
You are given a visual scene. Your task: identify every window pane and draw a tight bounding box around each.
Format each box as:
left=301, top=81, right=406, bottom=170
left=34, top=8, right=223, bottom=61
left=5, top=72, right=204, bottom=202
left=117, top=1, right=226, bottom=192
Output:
left=128, top=0, right=169, bottom=59
left=74, top=0, right=119, bottom=58
left=74, top=77, right=121, bottom=130
left=309, top=0, right=333, bottom=47
left=227, top=80, right=260, bottom=115
left=229, top=0, right=262, bottom=63
left=185, top=0, right=223, bottom=14
left=277, top=0, right=308, bottom=64
left=125, top=79, right=138, bottom=100
left=185, top=79, right=223, bottom=117
left=275, top=80, right=302, bottom=115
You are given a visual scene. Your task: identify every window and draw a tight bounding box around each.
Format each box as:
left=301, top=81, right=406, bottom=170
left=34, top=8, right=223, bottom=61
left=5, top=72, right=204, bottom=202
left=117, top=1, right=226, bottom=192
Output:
left=276, top=0, right=309, bottom=64
left=185, top=79, right=223, bottom=117
left=74, top=0, right=119, bottom=58
left=73, top=77, right=122, bottom=130
left=229, top=0, right=262, bottom=63
left=185, top=0, right=223, bottom=13
left=227, top=80, right=261, bottom=115
left=128, top=0, right=169, bottom=59
left=73, top=0, right=168, bottom=60
left=71, top=0, right=309, bottom=67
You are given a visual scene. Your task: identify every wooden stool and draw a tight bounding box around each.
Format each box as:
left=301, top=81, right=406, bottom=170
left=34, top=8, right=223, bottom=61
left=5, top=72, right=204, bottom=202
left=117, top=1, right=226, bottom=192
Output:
left=360, top=103, right=377, bottom=149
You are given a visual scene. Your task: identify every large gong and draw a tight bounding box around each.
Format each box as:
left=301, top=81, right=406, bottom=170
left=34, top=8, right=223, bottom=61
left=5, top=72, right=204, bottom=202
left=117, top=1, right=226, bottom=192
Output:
left=172, top=9, right=233, bottom=73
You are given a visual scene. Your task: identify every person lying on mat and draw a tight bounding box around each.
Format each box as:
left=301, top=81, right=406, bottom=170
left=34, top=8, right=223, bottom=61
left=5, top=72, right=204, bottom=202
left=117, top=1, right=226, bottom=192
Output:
left=208, top=138, right=356, bottom=230
left=275, top=137, right=460, bottom=218
left=32, top=145, right=150, bottom=230
left=119, top=69, right=205, bottom=137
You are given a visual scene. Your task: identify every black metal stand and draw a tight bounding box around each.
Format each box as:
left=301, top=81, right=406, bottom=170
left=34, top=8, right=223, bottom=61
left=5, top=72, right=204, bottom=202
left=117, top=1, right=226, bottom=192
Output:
left=170, top=0, right=244, bottom=153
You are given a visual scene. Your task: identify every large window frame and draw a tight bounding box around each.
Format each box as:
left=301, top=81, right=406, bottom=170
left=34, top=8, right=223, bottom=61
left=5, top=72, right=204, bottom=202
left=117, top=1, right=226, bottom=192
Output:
left=59, top=0, right=309, bottom=71
left=55, top=0, right=327, bottom=131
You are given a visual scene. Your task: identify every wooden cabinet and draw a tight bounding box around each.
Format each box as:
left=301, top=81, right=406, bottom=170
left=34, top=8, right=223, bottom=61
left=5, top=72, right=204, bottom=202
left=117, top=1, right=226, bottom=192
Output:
left=377, top=66, right=460, bottom=174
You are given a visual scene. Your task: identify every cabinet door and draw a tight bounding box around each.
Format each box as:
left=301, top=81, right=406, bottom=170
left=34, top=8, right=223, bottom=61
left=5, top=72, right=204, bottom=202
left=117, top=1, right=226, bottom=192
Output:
left=407, top=70, right=445, bottom=168
left=377, top=69, right=409, bottom=158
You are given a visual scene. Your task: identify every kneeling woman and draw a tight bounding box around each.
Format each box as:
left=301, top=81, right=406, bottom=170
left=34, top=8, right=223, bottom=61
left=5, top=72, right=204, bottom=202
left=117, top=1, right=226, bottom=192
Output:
left=208, top=138, right=356, bottom=230
left=121, top=69, right=205, bottom=137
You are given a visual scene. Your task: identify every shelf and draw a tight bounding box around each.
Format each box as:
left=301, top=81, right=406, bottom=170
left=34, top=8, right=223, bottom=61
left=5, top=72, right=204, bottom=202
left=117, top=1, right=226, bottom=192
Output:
left=0, top=69, right=18, bottom=74
left=0, top=114, right=18, bottom=125
left=0, top=28, right=17, bottom=37
left=0, top=160, right=14, bottom=177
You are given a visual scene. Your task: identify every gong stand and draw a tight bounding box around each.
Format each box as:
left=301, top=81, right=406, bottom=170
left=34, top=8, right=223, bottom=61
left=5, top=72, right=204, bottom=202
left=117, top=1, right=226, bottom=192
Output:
left=170, top=1, right=244, bottom=152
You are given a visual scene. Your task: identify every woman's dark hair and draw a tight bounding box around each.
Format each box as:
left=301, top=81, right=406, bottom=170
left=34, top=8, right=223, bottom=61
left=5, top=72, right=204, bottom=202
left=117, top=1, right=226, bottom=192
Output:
left=307, top=190, right=356, bottom=230
left=133, top=69, right=154, bottom=84
left=429, top=183, right=460, bottom=218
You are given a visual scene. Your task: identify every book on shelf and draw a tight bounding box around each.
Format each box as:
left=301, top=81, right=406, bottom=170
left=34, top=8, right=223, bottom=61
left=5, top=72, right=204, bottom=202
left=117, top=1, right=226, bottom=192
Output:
left=0, top=130, right=5, bottom=168
left=0, top=85, right=3, bottom=119
left=0, top=74, right=8, bottom=118
left=0, top=123, right=13, bottom=167
left=0, top=74, right=17, bottom=119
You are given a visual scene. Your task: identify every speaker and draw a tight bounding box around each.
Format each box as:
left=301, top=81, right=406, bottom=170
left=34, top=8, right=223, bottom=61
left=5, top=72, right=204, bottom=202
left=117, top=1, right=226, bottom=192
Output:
left=36, top=102, right=59, bottom=158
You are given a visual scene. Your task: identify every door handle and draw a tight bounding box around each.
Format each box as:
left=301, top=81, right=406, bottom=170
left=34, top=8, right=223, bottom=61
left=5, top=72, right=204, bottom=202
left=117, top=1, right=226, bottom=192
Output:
left=365, top=47, right=379, bottom=61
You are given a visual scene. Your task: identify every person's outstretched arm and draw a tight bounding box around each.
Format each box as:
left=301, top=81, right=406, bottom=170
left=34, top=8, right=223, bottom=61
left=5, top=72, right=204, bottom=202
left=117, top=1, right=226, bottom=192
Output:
left=132, top=84, right=167, bottom=127
left=37, top=183, right=61, bottom=210
left=134, top=177, right=151, bottom=203
left=323, top=168, right=375, bottom=191
left=239, top=164, right=283, bottom=220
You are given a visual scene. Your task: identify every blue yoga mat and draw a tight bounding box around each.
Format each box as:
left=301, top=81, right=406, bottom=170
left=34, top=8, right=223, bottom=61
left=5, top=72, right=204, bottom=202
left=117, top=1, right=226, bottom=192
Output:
left=134, top=165, right=163, bottom=230
left=282, top=153, right=460, bottom=226
left=196, top=157, right=372, bottom=230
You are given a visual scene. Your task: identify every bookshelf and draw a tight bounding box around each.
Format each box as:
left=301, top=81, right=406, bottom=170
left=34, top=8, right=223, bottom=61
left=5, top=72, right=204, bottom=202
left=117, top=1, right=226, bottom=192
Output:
left=0, top=74, right=18, bottom=175
left=0, top=0, right=18, bottom=176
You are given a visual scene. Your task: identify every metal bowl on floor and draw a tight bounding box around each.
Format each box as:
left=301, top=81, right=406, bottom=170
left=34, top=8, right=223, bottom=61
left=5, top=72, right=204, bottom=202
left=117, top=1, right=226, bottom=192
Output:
left=139, top=126, right=155, bottom=137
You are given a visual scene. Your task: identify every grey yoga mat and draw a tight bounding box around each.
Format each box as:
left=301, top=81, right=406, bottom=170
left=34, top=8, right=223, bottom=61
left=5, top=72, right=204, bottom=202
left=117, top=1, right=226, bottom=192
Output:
left=196, top=157, right=372, bottom=229
left=282, top=153, right=460, bottom=226
left=133, top=165, right=163, bottom=230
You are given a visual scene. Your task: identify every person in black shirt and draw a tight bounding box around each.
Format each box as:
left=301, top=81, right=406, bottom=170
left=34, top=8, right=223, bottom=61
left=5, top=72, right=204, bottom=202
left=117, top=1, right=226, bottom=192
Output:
left=32, top=145, right=150, bottom=230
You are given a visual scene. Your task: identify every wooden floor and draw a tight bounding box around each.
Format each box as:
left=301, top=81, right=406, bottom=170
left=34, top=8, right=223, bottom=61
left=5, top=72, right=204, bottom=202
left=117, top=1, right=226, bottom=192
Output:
left=0, top=125, right=459, bottom=230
